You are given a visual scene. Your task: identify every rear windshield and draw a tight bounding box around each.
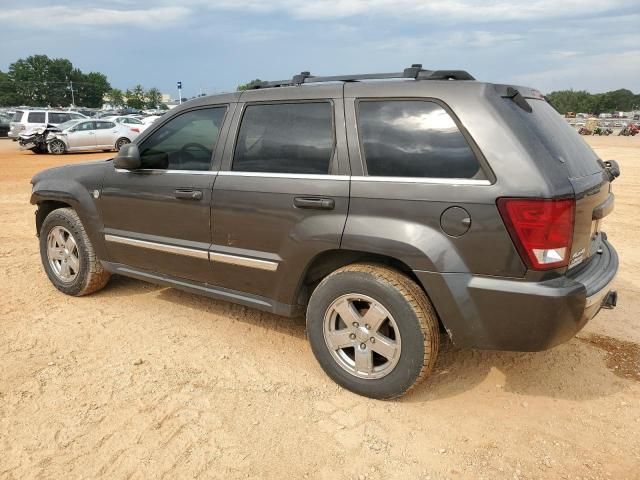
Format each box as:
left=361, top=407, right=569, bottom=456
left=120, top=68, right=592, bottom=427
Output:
left=520, top=100, right=602, bottom=178
left=12, top=111, right=24, bottom=122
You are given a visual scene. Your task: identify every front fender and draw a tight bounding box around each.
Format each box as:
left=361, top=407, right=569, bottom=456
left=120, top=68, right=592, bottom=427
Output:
left=31, top=162, right=109, bottom=259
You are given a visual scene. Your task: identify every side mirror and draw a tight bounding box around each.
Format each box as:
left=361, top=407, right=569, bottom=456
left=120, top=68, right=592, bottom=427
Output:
left=113, top=143, right=141, bottom=170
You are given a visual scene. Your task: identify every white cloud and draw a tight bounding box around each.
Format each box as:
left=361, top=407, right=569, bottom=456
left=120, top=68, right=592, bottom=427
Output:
left=0, top=6, right=189, bottom=28
left=197, top=0, right=636, bottom=21
left=548, top=50, right=582, bottom=59
left=511, top=49, right=640, bottom=92
left=372, top=30, right=524, bottom=52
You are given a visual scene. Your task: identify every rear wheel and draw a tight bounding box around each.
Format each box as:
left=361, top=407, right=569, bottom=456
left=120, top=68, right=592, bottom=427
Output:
left=39, top=208, right=110, bottom=296
left=307, top=263, right=439, bottom=399
left=115, top=137, right=130, bottom=151
left=48, top=139, right=66, bottom=155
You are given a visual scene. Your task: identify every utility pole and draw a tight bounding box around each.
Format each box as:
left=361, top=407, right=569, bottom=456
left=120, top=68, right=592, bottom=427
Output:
left=177, top=81, right=182, bottom=105
left=69, top=80, right=76, bottom=107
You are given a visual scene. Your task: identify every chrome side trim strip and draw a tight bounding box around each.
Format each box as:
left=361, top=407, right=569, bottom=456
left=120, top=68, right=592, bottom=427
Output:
left=104, top=234, right=209, bottom=259
left=351, top=176, right=491, bottom=185
left=217, top=171, right=349, bottom=181
left=114, top=168, right=217, bottom=175
left=209, top=251, right=279, bottom=271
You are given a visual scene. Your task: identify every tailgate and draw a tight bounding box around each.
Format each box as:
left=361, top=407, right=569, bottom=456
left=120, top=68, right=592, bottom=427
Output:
left=568, top=172, right=613, bottom=270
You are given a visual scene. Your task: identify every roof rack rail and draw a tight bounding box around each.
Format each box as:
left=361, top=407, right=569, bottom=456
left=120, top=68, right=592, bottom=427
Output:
left=247, top=64, right=475, bottom=89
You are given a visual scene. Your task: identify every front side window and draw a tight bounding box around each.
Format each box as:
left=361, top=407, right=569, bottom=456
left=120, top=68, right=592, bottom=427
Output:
left=27, top=112, right=46, bottom=123
left=233, top=102, right=334, bottom=174
left=139, top=107, right=226, bottom=171
left=357, top=100, right=482, bottom=179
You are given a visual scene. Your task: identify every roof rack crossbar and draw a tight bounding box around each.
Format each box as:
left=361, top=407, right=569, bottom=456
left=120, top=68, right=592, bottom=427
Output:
left=247, top=64, right=475, bottom=89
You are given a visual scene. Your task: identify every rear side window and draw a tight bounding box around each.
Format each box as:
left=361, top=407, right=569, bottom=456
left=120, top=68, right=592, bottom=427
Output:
left=12, top=111, right=24, bottom=122
left=357, top=100, right=482, bottom=179
left=48, top=112, right=70, bottom=124
left=233, top=102, right=334, bottom=174
left=96, top=121, right=115, bottom=129
left=27, top=112, right=46, bottom=123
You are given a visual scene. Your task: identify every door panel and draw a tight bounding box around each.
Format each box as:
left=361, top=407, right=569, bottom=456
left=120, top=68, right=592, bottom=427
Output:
left=95, top=122, right=118, bottom=147
left=68, top=122, right=97, bottom=149
left=98, top=104, right=234, bottom=283
left=211, top=86, right=350, bottom=305
left=99, top=169, right=216, bottom=283
left=210, top=173, right=349, bottom=303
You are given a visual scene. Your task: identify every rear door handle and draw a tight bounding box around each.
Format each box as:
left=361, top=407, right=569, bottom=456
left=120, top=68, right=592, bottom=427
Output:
left=293, top=197, right=335, bottom=210
left=174, top=189, right=203, bottom=200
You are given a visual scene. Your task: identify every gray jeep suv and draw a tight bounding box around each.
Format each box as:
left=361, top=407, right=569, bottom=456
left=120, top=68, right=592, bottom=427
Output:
left=31, top=65, right=619, bottom=398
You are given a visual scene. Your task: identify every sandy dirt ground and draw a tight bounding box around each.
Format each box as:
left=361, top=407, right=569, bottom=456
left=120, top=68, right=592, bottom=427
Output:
left=0, top=136, right=639, bottom=480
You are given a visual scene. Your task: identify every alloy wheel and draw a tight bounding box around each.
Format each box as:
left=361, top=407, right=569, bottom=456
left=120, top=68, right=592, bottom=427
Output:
left=46, top=226, right=80, bottom=282
left=323, top=293, right=402, bottom=379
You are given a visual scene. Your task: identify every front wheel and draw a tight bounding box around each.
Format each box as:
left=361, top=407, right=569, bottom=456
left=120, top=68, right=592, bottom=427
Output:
left=48, top=139, right=66, bottom=155
left=115, top=137, right=130, bottom=151
left=39, top=208, right=111, bottom=296
left=307, top=263, right=440, bottom=399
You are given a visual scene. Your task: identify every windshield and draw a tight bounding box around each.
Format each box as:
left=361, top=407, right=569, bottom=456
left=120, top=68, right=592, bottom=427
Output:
left=12, top=111, right=23, bottom=122
left=58, top=120, right=82, bottom=131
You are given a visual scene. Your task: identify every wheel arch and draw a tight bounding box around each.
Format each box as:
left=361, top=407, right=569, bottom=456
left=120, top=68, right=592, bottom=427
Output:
left=31, top=188, right=107, bottom=259
left=293, top=249, right=423, bottom=306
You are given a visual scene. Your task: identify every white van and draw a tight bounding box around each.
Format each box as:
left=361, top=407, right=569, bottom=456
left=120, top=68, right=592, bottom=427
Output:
left=8, top=110, right=87, bottom=139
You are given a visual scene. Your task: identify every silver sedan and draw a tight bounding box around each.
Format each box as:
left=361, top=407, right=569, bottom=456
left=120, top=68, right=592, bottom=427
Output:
left=47, top=119, right=141, bottom=154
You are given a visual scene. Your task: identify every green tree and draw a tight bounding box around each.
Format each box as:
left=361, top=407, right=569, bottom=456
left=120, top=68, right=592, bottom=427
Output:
left=106, top=88, right=125, bottom=108
left=237, top=79, right=263, bottom=91
left=0, top=70, right=20, bottom=106
left=7, top=55, right=74, bottom=106
left=125, top=84, right=146, bottom=109
left=546, top=88, right=640, bottom=115
left=74, top=71, right=110, bottom=108
left=145, top=87, right=162, bottom=109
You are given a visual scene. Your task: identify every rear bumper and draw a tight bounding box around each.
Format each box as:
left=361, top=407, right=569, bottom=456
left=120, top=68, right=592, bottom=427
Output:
left=415, top=237, right=618, bottom=351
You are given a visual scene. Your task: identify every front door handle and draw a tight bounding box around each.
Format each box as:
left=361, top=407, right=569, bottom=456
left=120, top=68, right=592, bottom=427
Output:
left=174, top=189, right=203, bottom=200
left=293, top=197, right=335, bottom=210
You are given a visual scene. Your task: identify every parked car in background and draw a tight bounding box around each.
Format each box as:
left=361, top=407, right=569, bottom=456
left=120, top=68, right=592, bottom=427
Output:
left=8, top=110, right=87, bottom=139
left=102, top=115, right=151, bottom=132
left=0, top=112, right=11, bottom=138
left=141, top=115, right=163, bottom=125
left=46, top=119, right=140, bottom=154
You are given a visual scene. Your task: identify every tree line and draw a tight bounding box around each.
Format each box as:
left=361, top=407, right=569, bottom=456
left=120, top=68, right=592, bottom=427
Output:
left=545, top=89, right=640, bottom=115
left=0, top=55, right=166, bottom=109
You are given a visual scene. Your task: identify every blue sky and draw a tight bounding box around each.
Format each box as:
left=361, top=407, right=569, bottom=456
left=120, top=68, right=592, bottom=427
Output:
left=1, top=0, right=639, bottom=98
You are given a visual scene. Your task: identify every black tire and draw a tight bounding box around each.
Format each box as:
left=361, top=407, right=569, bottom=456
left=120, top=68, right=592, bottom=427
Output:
left=115, top=137, right=130, bottom=151
left=48, top=139, right=66, bottom=155
left=39, top=208, right=110, bottom=296
left=306, top=263, right=439, bottom=399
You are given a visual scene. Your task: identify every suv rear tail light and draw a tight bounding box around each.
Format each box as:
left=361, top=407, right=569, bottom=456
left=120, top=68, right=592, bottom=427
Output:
left=497, top=198, right=575, bottom=270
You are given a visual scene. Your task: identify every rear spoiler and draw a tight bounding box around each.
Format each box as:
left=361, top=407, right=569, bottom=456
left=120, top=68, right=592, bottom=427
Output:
left=494, top=84, right=547, bottom=113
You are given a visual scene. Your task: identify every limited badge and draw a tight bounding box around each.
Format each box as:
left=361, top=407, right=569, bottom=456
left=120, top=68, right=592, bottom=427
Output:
left=568, top=248, right=585, bottom=269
